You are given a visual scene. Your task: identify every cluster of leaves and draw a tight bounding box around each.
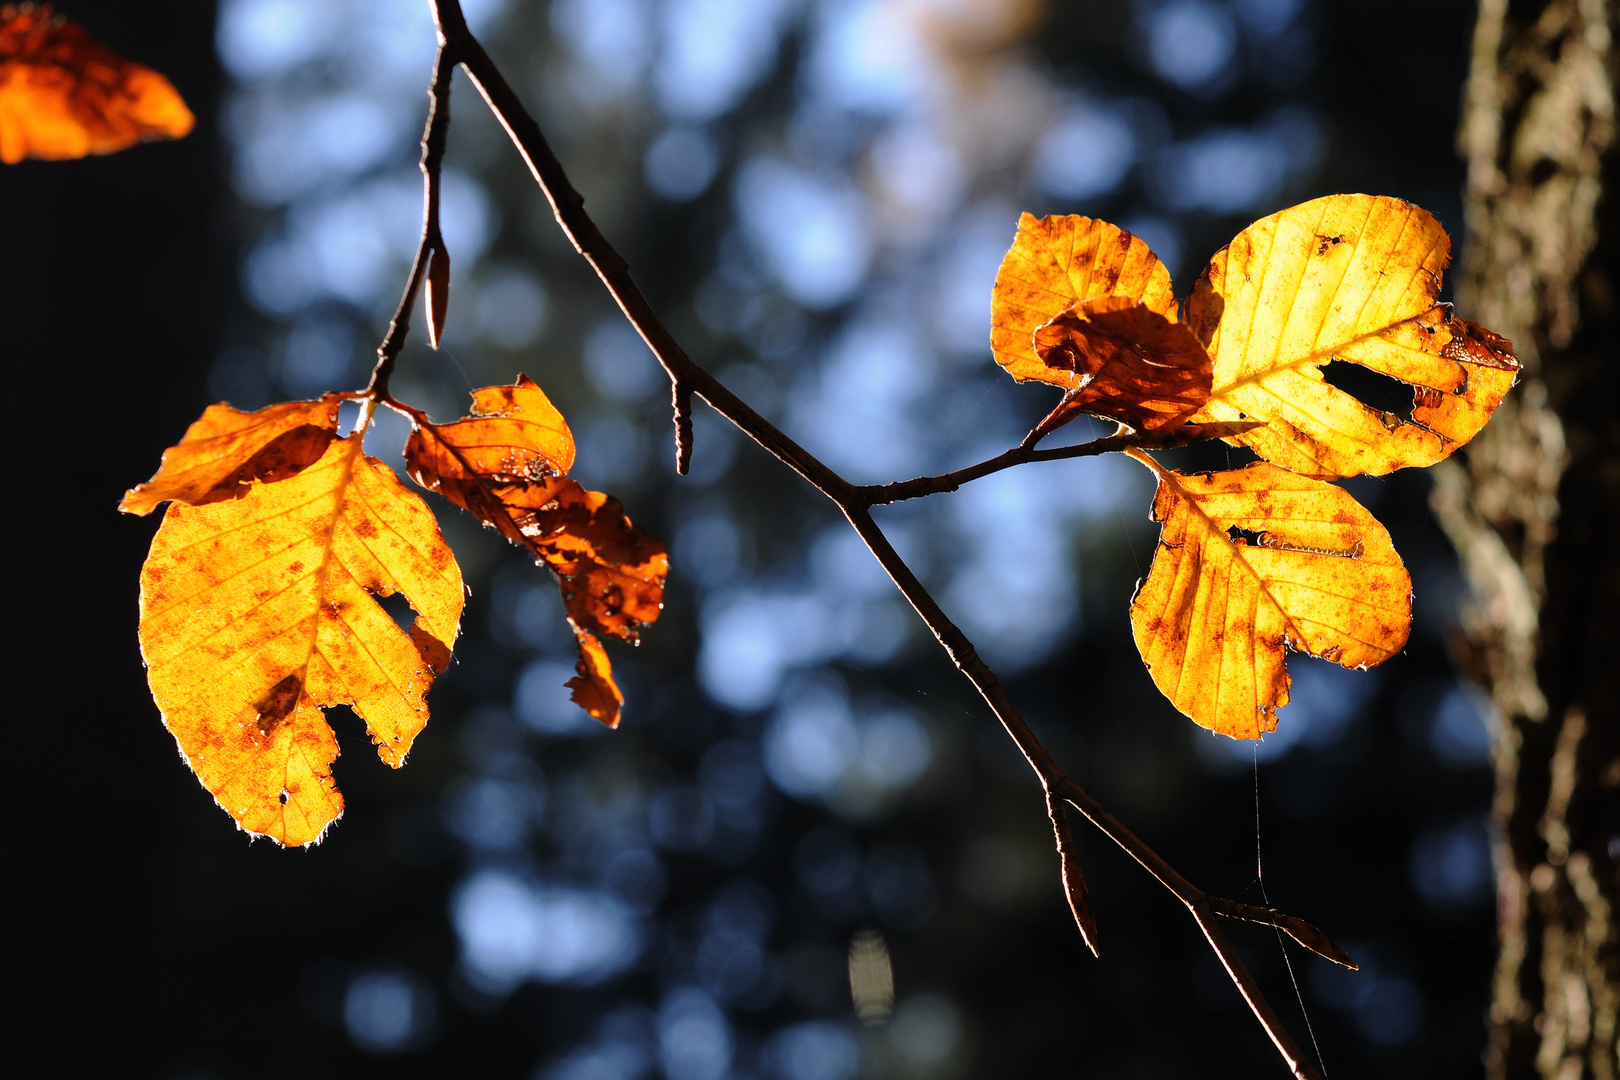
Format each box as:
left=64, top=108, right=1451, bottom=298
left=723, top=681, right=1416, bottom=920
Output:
left=990, top=195, right=1518, bottom=737
left=0, top=4, right=192, bottom=163
left=121, top=384, right=667, bottom=846
left=8, top=10, right=1519, bottom=862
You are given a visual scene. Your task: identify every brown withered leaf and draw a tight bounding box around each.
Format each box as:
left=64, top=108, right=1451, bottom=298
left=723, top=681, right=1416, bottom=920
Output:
left=1030, top=295, right=1211, bottom=435
left=991, top=213, right=1178, bottom=387
left=1127, top=451, right=1411, bottom=739
left=498, top=478, right=668, bottom=647
left=404, top=374, right=573, bottom=516
left=138, top=435, right=463, bottom=845
left=1187, top=194, right=1520, bottom=478
left=405, top=376, right=665, bottom=728
left=0, top=4, right=194, bottom=164
left=567, top=627, right=623, bottom=725
left=120, top=395, right=342, bottom=515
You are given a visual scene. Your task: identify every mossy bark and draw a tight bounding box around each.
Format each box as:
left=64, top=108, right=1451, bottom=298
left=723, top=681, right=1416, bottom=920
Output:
left=1435, top=1, right=1619, bottom=1075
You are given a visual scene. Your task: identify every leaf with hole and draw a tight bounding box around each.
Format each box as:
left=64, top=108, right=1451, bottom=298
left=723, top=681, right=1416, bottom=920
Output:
left=1, top=4, right=194, bottom=163
left=133, top=433, right=463, bottom=845
left=404, top=377, right=665, bottom=727
left=1127, top=451, right=1411, bottom=738
left=1186, top=194, right=1518, bottom=478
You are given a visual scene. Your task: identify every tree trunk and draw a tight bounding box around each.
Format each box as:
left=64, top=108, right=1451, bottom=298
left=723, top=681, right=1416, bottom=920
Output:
left=1433, top=0, right=1619, bottom=1076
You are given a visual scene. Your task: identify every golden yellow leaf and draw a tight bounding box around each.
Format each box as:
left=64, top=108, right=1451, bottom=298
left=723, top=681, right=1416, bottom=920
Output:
left=1186, top=194, right=1519, bottom=478
left=0, top=5, right=194, bottom=164
left=403, top=377, right=665, bottom=728
left=991, top=213, right=1178, bottom=387
left=1030, top=295, right=1211, bottom=434
left=1127, top=450, right=1410, bottom=739
left=119, top=395, right=342, bottom=516
left=138, top=434, right=464, bottom=845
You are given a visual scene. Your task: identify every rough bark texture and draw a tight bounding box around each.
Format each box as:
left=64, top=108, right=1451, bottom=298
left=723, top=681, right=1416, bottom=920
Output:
left=1434, top=1, right=1620, bottom=1076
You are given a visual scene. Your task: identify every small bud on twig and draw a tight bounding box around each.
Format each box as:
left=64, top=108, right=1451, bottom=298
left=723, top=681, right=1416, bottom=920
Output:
left=425, top=245, right=451, bottom=350
left=674, top=381, right=693, bottom=475
left=1206, top=896, right=1358, bottom=969
left=1048, top=789, right=1099, bottom=956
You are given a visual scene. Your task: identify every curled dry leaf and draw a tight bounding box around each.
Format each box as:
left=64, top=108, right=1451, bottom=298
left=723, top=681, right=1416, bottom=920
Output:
left=0, top=4, right=194, bottom=163
left=402, top=374, right=574, bottom=522
left=1127, top=450, right=1411, bottom=739
left=136, top=435, right=464, bottom=845
left=119, top=395, right=342, bottom=515
left=1030, top=295, right=1211, bottom=435
left=404, top=376, right=665, bottom=728
left=991, top=213, right=1177, bottom=387
left=567, top=627, right=624, bottom=726
left=1187, top=194, right=1519, bottom=478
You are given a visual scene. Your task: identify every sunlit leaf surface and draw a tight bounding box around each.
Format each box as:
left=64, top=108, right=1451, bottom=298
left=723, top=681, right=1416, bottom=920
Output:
left=991, top=213, right=1178, bottom=387
left=1187, top=194, right=1519, bottom=478
left=120, top=396, right=342, bottom=516
left=137, top=435, right=463, bottom=845
left=0, top=4, right=194, bottom=163
left=1128, top=452, right=1411, bottom=739
left=405, top=376, right=665, bottom=728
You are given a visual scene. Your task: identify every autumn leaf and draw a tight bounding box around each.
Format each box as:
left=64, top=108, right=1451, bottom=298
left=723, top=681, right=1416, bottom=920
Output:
left=1126, top=450, right=1411, bottom=739
left=403, top=376, right=666, bottom=727
left=119, top=395, right=343, bottom=516
left=133, top=434, right=464, bottom=845
left=991, top=213, right=1178, bottom=387
left=1029, top=295, right=1211, bottom=435
left=0, top=4, right=194, bottom=164
left=1186, top=194, right=1519, bottom=478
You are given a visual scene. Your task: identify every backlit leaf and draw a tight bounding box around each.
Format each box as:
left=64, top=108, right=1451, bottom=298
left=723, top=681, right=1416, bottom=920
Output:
left=401, top=374, right=574, bottom=539
left=1127, top=451, right=1411, bottom=739
left=1187, top=194, right=1519, bottom=478
left=567, top=627, right=623, bottom=725
left=137, top=434, right=464, bottom=845
left=404, top=377, right=665, bottom=728
left=120, top=395, right=342, bottom=516
left=497, top=477, right=668, bottom=646
left=1030, top=295, right=1211, bottom=434
left=991, top=213, right=1178, bottom=387
left=0, top=4, right=195, bottom=164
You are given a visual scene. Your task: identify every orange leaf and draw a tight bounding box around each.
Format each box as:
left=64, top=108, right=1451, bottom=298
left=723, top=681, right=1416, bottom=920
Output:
left=404, top=375, right=574, bottom=510
left=138, top=435, right=464, bottom=845
left=991, top=213, right=1178, bottom=387
left=1030, top=295, right=1212, bottom=435
left=1127, top=450, right=1411, bottom=739
left=120, top=395, right=343, bottom=516
left=0, top=5, right=194, bottom=164
left=404, top=377, right=665, bottom=728
left=567, top=627, right=624, bottom=728
left=497, top=477, right=668, bottom=645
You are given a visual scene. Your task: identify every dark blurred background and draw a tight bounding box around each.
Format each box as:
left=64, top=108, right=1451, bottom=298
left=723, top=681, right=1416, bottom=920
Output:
left=9, top=1, right=1501, bottom=1077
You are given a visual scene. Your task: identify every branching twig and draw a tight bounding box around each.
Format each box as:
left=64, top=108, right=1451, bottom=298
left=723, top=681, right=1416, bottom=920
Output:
left=409, top=4, right=1334, bottom=1075
left=858, top=419, right=1262, bottom=506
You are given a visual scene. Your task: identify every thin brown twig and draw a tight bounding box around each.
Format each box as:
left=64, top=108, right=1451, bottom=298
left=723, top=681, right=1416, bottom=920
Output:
left=368, top=30, right=455, bottom=400
left=859, top=419, right=1264, bottom=506
left=421, top=3, right=1329, bottom=1075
